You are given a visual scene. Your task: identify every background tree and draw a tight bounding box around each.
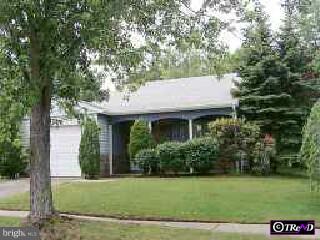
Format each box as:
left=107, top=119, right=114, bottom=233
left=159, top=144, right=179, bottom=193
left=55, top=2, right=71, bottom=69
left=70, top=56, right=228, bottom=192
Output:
left=129, top=38, right=230, bottom=83
left=79, top=118, right=100, bottom=179
left=0, top=49, right=27, bottom=178
left=297, top=0, right=320, bottom=50
left=296, top=0, right=320, bottom=89
left=0, top=139, right=26, bottom=179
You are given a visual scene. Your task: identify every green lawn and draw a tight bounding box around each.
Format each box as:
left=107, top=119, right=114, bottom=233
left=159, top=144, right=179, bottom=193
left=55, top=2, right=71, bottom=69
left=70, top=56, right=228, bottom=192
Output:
left=79, top=221, right=307, bottom=240
left=0, top=177, right=319, bottom=223
left=0, top=217, right=20, bottom=226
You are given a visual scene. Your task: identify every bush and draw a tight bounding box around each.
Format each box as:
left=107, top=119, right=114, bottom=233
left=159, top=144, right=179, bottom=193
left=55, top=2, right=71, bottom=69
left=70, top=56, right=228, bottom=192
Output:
left=300, top=101, right=320, bottom=191
left=156, top=138, right=218, bottom=174
left=129, top=120, right=155, bottom=160
left=208, top=118, right=261, bottom=173
left=0, top=138, right=26, bottom=179
left=135, top=149, right=159, bottom=175
left=184, top=137, right=218, bottom=173
left=156, top=142, right=186, bottom=174
left=79, top=118, right=100, bottom=179
left=251, top=135, right=276, bottom=175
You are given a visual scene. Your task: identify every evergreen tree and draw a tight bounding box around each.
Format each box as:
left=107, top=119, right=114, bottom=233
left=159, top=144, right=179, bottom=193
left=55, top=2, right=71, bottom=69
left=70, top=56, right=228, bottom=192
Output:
left=79, top=118, right=100, bottom=179
left=129, top=121, right=155, bottom=160
left=277, top=0, right=319, bottom=156
left=235, top=1, right=313, bottom=169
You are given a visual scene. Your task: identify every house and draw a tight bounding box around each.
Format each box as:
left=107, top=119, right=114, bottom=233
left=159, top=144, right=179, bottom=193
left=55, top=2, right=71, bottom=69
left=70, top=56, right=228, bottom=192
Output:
left=21, top=73, right=239, bottom=177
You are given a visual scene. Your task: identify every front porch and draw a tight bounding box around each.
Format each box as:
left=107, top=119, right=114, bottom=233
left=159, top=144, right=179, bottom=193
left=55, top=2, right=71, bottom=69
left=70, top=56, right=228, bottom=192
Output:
left=108, top=107, right=236, bottom=175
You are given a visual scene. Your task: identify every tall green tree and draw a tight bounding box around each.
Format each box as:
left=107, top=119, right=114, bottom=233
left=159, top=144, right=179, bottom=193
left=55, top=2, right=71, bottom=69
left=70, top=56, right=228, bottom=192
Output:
left=297, top=0, right=320, bottom=49
left=129, top=120, right=155, bottom=160
left=275, top=0, right=316, bottom=156
left=297, top=0, right=320, bottom=76
left=235, top=1, right=313, bottom=169
left=0, top=0, right=238, bottom=223
left=79, top=118, right=100, bottom=179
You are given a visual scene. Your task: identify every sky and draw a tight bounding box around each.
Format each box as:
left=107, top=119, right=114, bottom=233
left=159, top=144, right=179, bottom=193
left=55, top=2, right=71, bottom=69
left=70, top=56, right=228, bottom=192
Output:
left=191, top=0, right=284, bottom=52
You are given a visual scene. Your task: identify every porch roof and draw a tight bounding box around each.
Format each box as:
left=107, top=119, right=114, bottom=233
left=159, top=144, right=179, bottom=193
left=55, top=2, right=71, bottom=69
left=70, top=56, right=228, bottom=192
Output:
left=80, top=73, right=239, bottom=116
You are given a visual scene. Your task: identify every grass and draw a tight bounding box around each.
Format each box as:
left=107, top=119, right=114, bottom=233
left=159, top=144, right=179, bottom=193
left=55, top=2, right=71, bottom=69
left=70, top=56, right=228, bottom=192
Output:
left=78, top=221, right=307, bottom=240
left=0, top=216, right=20, bottom=226
left=0, top=177, right=319, bottom=223
left=0, top=216, right=305, bottom=240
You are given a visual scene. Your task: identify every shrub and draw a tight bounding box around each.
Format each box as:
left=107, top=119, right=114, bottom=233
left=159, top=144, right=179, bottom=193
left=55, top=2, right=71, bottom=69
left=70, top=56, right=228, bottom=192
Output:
left=129, top=120, right=155, bottom=160
left=0, top=138, right=26, bottom=179
left=156, top=142, right=185, bottom=174
left=300, top=101, right=320, bottom=191
left=156, top=138, right=218, bottom=174
left=135, top=149, right=159, bottom=175
left=184, top=137, right=218, bottom=173
left=79, top=118, right=100, bottom=179
left=251, top=135, right=276, bottom=175
left=208, top=118, right=261, bottom=172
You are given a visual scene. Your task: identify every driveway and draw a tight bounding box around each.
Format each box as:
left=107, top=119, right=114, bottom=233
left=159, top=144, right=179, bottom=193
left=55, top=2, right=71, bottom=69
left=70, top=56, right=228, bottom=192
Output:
left=0, top=178, right=76, bottom=198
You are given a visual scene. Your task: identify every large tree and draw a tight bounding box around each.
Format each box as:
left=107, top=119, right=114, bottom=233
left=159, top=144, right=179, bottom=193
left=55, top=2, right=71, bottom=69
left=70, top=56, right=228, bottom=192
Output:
left=297, top=0, right=320, bottom=75
left=0, top=0, right=238, bottom=224
left=234, top=1, right=314, bottom=169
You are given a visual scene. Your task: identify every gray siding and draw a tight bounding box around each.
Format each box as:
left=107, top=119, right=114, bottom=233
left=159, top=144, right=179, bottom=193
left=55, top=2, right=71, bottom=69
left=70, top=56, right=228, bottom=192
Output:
left=97, top=114, right=112, bottom=177
left=97, top=114, right=111, bottom=156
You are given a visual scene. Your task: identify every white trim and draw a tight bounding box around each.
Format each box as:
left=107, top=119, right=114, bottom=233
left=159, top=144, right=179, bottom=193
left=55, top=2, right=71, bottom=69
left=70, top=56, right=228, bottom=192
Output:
left=102, top=102, right=239, bottom=116
left=232, top=103, right=237, bottom=120
left=189, top=119, right=193, bottom=140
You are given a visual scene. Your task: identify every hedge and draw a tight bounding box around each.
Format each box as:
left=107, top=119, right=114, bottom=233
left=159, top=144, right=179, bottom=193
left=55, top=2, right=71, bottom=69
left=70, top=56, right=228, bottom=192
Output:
left=134, top=148, right=159, bottom=175
left=135, top=137, right=219, bottom=175
left=184, top=137, right=218, bottom=173
left=157, top=141, right=186, bottom=174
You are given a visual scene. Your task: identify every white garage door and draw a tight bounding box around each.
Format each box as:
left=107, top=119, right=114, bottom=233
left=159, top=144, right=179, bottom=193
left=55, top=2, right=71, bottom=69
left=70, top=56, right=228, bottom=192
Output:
left=50, top=125, right=82, bottom=177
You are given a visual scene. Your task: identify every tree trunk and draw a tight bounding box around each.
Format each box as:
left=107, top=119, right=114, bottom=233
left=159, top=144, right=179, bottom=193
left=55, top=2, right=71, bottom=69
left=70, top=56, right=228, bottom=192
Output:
left=29, top=27, right=54, bottom=224
left=30, top=85, right=54, bottom=223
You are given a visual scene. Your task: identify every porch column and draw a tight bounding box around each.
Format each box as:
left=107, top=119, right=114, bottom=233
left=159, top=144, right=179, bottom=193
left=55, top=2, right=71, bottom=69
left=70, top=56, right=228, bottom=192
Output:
left=189, top=119, right=194, bottom=174
left=232, top=103, right=237, bottom=120
left=189, top=119, right=193, bottom=140
left=109, top=124, right=113, bottom=176
left=148, top=121, right=152, bottom=133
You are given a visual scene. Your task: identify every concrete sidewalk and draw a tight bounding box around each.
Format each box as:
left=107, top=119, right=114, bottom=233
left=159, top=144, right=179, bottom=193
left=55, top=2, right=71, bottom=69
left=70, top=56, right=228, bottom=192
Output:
left=0, top=210, right=318, bottom=239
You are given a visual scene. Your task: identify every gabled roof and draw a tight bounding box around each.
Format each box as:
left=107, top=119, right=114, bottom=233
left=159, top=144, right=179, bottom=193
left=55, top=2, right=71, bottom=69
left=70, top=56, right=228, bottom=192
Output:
left=94, top=73, right=239, bottom=115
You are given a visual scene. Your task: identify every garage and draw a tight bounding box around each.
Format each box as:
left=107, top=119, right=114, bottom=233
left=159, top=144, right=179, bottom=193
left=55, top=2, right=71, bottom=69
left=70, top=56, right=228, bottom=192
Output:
left=50, top=125, right=82, bottom=177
